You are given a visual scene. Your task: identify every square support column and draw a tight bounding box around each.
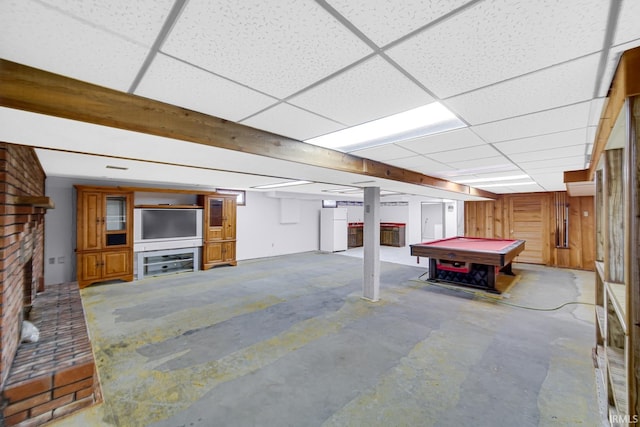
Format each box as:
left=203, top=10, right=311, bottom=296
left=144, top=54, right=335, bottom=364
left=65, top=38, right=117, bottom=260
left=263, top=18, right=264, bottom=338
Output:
left=363, top=187, right=380, bottom=302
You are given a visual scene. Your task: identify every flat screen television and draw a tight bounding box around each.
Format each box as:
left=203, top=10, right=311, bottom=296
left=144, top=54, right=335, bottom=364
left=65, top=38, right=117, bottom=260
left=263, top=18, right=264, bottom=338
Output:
left=134, top=208, right=203, bottom=244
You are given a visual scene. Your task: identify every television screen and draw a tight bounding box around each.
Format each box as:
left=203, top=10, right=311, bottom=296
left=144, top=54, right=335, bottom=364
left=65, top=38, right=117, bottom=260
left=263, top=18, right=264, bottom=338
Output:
left=141, top=209, right=198, bottom=240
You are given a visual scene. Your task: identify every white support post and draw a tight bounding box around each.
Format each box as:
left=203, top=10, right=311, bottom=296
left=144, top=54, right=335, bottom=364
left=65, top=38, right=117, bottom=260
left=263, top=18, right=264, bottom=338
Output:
left=363, top=187, right=380, bottom=302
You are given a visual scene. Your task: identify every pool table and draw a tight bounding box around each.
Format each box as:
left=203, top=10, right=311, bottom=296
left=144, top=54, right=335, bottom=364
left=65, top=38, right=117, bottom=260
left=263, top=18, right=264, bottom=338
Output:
left=410, top=237, right=525, bottom=293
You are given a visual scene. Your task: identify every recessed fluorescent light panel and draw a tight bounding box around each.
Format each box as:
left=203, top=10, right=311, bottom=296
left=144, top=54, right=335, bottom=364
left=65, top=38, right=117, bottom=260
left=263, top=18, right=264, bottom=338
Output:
left=476, top=181, right=537, bottom=188
left=455, top=174, right=530, bottom=184
left=305, top=102, right=465, bottom=152
left=253, top=180, right=312, bottom=189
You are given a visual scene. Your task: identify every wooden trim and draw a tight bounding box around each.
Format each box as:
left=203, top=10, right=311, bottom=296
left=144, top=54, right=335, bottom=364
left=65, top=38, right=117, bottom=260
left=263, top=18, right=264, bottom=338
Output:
left=627, top=96, right=639, bottom=419
left=563, top=169, right=590, bottom=183
left=9, top=195, right=55, bottom=209
left=589, top=47, right=640, bottom=181
left=1, top=59, right=496, bottom=200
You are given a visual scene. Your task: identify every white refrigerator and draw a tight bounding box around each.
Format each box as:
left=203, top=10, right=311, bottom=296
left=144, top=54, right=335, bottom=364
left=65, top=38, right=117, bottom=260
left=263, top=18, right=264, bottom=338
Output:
left=320, top=208, right=348, bottom=252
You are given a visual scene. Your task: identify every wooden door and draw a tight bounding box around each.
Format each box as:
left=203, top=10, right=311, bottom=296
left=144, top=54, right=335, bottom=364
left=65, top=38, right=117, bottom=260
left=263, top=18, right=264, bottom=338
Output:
left=78, top=191, right=103, bottom=251
left=509, top=195, right=551, bottom=264
left=78, top=252, right=102, bottom=284
left=206, top=197, right=224, bottom=241
left=204, top=242, right=223, bottom=266
left=223, top=198, right=236, bottom=240
left=222, top=242, right=236, bottom=264
left=102, top=250, right=131, bottom=279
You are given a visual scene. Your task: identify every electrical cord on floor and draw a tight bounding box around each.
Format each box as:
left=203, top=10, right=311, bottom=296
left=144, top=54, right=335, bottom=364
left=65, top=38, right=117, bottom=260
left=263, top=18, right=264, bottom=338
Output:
left=411, top=276, right=595, bottom=312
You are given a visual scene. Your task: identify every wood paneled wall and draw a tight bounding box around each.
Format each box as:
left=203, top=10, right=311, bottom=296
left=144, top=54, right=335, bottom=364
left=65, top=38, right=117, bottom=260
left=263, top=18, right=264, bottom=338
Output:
left=465, top=192, right=594, bottom=270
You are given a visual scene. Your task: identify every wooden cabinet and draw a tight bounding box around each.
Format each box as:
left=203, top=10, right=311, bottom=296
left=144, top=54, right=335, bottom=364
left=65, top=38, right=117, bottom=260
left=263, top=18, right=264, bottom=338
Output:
left=380, top=223, right=406, bottom=247
left=347, top=223, right=406, bottom=247
left=75, top=186, right=134, bottom=288
left=348, top=225, right=363, bottom=248
left=200, top=194, right=237, bottom=269
left=591, top=47, right=640, bottom=425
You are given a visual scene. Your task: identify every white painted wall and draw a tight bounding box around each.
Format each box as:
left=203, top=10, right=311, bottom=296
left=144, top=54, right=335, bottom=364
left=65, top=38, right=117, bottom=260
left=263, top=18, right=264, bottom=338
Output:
left=406, top=196, right=423, bottom=245
left=421, top=203, right=444, bottom=240
left=43, top=178, right=76, bottom=286
left=236, top=191, right=320, bottom=260
left=444, top=202, right=457, bottom=237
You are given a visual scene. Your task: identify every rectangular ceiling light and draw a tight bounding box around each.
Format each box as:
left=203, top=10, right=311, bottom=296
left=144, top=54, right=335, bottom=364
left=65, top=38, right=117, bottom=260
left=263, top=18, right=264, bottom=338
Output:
left=253, top=180, right=312, bottom=189
left=305, top=102, right=465, bottom=152
left=476, top=181, right=537, bottom=188
left=455, top=174, right=530, bottom=184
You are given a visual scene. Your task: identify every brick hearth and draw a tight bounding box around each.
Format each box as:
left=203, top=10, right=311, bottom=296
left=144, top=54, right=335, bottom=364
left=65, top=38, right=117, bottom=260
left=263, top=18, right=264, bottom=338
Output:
left=1, top=281, right=101, bottom=426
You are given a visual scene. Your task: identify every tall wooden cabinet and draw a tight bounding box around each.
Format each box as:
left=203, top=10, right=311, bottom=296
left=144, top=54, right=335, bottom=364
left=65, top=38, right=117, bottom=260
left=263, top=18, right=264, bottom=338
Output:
left=591, top=47, right=640, bottom=425
left=200, top=194, right=237, bottom=269
left=75, top=186, right=134, bottom=288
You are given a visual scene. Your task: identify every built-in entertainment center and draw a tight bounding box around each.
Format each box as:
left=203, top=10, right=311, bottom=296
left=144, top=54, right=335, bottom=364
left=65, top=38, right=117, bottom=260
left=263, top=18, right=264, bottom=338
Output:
left=75, top=185, right=237, bottom=288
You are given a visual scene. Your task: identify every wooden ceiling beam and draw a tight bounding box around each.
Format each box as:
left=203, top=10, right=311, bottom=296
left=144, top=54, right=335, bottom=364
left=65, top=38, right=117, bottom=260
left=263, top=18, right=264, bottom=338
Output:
left=0, top=59, right=496, bottom=199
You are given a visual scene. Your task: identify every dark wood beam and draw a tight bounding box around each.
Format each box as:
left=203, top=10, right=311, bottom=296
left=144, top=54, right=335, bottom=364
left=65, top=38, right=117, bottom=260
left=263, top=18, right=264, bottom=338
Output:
left=0, top=59, right=496, bottom=199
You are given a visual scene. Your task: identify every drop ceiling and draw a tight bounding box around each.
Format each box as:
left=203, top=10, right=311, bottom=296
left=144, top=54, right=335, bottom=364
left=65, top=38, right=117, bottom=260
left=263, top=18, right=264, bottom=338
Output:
left=1, top=0, right=639, bottom=199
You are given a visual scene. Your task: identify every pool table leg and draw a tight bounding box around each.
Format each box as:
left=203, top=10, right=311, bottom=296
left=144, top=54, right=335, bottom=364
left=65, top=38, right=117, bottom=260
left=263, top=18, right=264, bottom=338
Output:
left=486, top=265, right=497, bottom=293
left=428, top=258, right=437, bottom=281
left=500, top=262, right=515, bottom=276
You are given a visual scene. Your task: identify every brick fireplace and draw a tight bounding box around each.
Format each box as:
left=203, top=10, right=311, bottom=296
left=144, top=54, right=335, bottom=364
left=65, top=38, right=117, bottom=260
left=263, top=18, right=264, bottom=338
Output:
left=0, top=143, right=101, bottom=426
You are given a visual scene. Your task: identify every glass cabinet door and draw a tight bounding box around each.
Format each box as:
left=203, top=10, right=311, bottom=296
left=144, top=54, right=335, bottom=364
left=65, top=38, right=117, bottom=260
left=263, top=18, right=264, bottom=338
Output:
left=209, top=199, right=223, bottom=227
left=106, top=196, right=127, bottom=231
left=105, top=195, right=128, bottom=246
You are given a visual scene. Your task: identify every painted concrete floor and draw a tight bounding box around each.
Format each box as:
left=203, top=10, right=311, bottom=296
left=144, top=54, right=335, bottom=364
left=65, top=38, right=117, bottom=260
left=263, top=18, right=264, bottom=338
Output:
left=51, top=252, right=601, bottom=426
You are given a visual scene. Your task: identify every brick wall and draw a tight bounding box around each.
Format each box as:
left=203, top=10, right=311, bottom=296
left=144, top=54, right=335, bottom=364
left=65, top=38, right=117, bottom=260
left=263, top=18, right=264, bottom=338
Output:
left=0, top=142, right=101, bottom=426
left=0, top=142, right=46, bottom=391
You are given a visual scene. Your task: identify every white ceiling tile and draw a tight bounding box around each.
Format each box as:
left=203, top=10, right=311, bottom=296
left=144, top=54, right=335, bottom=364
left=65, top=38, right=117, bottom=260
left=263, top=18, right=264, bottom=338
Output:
left=446, top=54, right=601, bottom=125
left=494, top=128, right=588, bottom=155
left=427, top=145, right=502, bottom=163
left=387, top=0, right=609, bottom=98
left=528, top=171, right=565, bottom=181
left=520, top=156, right=586, bottom=171
left=136, top=54, right=277, bottom=122
left=445, top=156, right=517, bottom=172
left=472, top=102, right=591, bottom=143
left=39, top=0, right=174, bottom=46
left=396, top=128, right=486, bottom=154
left=241, top=103, right=344, bottom=141
left=350, top=144, right=419, bottom=161
left=505, top=184, right=546, bottom=192
left=614, top=0, right=640, bottom=45
left=326, top=0, right=471, bottom=47
left=0, top=1, right=149, bottom=91
left=162, top=0, right=372, bottom=98
left=506, top=145, right=587, bottom=163
left=588, top=98, right=607, bottom=126
left=384, top=156, right=454, bottom=174
left=289, top=56, right=433, bottom=126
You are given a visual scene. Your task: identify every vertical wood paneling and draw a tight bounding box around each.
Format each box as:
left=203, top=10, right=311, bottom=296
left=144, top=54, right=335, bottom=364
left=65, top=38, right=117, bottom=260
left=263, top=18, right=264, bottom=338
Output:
left=605, top=149, right=625, bottom=282
left=628, top=96, right=640, bottom=416
left=569, top=197, right=583, bottom=267
left=465, top=192, right=594, bottom=270
left=580, top=197, right=595, bottom=270
left=595, top=170, right=604, bottom=261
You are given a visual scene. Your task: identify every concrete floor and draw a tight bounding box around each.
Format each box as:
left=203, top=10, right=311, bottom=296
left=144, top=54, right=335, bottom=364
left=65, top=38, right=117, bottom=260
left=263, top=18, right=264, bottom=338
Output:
left=51, top=251, right=601, bottom=426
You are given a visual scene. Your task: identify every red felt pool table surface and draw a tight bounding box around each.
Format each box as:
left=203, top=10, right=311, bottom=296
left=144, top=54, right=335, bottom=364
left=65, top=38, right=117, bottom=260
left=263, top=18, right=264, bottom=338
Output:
left=418, top=237, right=520, bottom=252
